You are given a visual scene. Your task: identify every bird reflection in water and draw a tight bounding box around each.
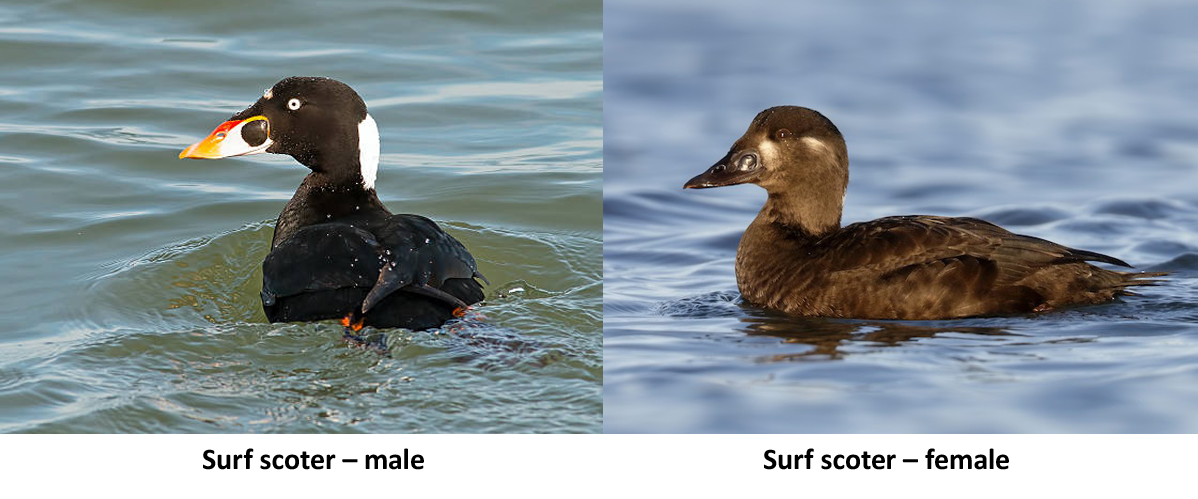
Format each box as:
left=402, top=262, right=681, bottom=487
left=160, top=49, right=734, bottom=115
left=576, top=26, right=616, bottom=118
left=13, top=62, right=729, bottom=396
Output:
left=737, top=312, right=1015, bottom=362
left=656, top=290, right=1019, bottom=362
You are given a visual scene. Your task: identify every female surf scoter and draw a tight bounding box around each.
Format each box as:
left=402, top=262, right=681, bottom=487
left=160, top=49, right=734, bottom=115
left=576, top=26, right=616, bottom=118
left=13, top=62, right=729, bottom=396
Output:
left=181, top=76, right=487, bottom=333
left=684, top=106, right=1160, bottom=320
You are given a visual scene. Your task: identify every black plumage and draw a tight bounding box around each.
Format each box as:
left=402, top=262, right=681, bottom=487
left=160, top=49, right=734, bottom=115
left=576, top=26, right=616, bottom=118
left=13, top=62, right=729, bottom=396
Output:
left=182, top=77, right=486, bottom=330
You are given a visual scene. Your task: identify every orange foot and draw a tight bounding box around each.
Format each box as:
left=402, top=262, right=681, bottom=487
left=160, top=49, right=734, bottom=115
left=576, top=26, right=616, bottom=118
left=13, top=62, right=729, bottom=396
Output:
left=340, top=313, right=365, bottom=332
left=452, top=306, right=468, bottom=318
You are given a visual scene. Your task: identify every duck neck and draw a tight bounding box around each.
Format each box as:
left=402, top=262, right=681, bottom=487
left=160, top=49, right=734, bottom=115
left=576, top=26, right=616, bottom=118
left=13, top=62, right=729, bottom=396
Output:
left=760, top=189, right=843, bottom=239
left=272, top=170, right=387, bottom=247
left=297, top=169, right=380, bottom=202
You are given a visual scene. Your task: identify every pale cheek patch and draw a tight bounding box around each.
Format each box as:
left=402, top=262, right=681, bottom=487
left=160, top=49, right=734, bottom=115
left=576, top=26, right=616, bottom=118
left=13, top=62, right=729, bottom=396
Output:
left=758, top=140, right=782, bottom=170
left=358, top=114, right=380, bottom=190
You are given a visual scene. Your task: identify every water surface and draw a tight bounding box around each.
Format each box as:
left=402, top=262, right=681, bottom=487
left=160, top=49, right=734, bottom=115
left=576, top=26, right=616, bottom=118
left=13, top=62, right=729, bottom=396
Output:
left=0, top=0, right=601, bottom=433
left=604, top=0, right=1198, bottom=433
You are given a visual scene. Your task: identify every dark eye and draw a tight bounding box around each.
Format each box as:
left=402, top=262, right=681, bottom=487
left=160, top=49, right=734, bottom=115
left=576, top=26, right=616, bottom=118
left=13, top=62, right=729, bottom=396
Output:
left=775, top=129, right=791, bottom=139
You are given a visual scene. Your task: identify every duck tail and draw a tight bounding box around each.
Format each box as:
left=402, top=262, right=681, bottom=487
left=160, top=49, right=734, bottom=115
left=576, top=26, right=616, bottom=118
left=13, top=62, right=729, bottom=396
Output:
left=1116, top=270, right=1169, bottom=294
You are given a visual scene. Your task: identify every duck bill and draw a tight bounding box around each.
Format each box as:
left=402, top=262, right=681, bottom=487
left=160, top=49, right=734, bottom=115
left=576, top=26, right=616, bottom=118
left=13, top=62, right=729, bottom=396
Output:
left=683, top=151, right=758, bottom=189
left=179, top=115, right=272, bottom=159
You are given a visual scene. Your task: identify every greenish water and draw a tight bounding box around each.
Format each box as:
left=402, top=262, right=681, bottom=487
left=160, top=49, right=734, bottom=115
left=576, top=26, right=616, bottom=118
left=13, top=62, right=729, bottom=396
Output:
left=0, top=0, right=601, bottom=432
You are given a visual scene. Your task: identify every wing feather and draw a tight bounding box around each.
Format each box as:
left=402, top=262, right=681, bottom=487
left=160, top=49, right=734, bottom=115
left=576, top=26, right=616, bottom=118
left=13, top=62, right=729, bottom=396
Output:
left=823, top=215, right=1128, bottom=286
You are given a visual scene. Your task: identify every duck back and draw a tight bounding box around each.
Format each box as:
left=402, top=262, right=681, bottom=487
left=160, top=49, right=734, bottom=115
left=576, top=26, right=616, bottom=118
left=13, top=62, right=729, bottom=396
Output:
left=735, top=214, right=1160, bottom=320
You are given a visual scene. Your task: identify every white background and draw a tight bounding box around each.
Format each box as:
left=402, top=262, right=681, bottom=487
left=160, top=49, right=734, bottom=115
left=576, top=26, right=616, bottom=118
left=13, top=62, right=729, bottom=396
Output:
left=1, top=434, right=1190, bottom=497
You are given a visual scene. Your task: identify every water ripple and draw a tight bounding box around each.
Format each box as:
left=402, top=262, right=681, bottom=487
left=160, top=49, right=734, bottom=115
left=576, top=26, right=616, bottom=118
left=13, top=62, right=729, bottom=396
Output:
left=605, top=0, right=1198, bottom=433
left=0, top=0, right=600, bottom=433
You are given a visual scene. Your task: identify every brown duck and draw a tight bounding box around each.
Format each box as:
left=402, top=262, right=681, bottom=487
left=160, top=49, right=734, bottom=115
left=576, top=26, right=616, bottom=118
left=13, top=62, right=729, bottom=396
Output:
left=683, top=106, right=1161, bottom=320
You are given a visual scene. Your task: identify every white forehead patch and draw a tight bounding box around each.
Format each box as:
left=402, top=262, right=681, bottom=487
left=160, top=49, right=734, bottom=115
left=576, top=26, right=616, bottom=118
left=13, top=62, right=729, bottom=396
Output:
left=263, top=88, right=273, bottom=100
left=357, top=114, right=380, bottom=190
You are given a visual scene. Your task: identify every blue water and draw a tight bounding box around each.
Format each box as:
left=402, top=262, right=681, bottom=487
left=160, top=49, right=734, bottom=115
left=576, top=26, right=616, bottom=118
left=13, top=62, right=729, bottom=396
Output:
left=604, top=0, right=1198, bottom=433
left=0, top=0, right=601, bottom=433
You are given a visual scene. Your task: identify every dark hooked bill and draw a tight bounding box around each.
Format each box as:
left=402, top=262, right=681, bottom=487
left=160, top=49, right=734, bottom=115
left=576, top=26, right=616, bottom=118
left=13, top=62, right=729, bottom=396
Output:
left=683, top=150, right=760, bottom=189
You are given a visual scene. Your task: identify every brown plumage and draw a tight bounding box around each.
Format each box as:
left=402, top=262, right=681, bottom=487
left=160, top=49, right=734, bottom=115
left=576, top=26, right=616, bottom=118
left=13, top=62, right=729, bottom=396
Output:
left=684, top=106, right=1162, bottom=320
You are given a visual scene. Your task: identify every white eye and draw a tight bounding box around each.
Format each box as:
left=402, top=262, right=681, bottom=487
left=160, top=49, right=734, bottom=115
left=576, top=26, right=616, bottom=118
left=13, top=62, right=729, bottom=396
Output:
left=287, top=98, right=302, bottom=111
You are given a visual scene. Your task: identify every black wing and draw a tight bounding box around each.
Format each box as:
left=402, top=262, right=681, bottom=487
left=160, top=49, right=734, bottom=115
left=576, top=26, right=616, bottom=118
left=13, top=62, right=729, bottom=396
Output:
left=261, top=215, right=486, bottom=317
left=359, top=214, right=485, bottom=313
left=260, top=223, right=382, bottom=307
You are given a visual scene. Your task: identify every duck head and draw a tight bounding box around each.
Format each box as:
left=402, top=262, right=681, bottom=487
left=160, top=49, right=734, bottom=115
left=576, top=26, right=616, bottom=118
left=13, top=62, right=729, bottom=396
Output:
left=684, top=106, right=847, bottom=193
left=685, top=106, right=850, bottom=235
left=180, top=76, right=380, bottom=190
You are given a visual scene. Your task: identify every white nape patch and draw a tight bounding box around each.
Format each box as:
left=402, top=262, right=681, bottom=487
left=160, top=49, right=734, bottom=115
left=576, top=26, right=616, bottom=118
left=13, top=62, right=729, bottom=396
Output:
left=263, top=88, right=273, bottom=100
left=357, top=114, right=380, bottom=190
left=801, top=137, right=830, bottom=151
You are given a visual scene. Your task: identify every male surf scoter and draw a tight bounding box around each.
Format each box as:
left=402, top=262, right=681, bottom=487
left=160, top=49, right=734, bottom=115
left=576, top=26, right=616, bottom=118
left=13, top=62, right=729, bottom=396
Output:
left=684, top=106, right=1160, bottom=320
left=181, top=76, right=487, bottom=333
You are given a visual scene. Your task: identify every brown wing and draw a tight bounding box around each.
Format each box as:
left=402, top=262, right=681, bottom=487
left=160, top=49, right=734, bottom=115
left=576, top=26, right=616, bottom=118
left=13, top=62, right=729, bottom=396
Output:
left=805, top=216, right=1134, bottom=317
left=820, top=215, right=1128, bottom=279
